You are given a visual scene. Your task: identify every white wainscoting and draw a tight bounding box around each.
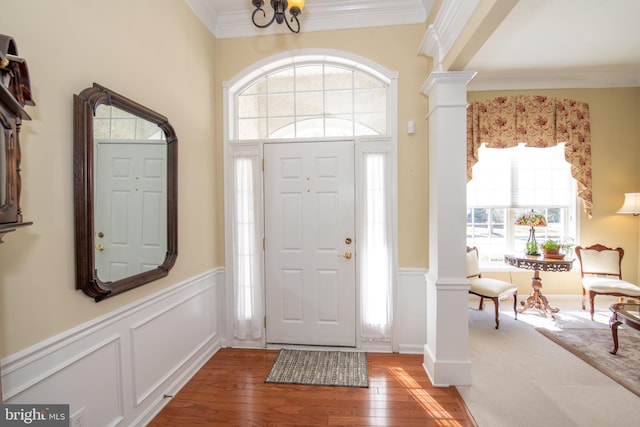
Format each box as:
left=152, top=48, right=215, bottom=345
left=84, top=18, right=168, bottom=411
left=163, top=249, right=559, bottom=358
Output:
left=1, top=267, right=427, bottom=426
left=1, top=268, right=224, bottom=427
left=396, top=268, right=428, bottom=354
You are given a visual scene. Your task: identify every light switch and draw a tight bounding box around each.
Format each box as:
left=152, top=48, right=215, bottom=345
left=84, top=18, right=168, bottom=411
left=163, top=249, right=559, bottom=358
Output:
left=407, top=120, right=416, bottom=134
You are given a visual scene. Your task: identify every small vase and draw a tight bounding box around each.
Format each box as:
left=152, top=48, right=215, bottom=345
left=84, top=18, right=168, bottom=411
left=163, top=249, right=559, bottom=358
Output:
left=525, top=226, right=539, bottom=255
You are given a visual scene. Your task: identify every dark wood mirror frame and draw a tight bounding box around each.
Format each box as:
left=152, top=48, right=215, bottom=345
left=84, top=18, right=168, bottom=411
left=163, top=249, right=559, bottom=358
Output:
left=73, top=83, right=177, bottom=301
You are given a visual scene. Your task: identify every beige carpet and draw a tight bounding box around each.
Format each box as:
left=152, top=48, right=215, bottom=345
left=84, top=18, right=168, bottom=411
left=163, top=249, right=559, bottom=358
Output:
left=458, top=295, right=640, bottom=427
left=536, top=327, right=640, bottom=398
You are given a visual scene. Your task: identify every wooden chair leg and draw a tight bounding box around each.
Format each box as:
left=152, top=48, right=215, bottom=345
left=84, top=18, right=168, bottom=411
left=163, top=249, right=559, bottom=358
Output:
left=478, top=297, right=484, bottom=310
left=512, top=293, right=518, bottom=320
left=589, top=291, right=596, bottom=320
left=581, top=287, right=586, bottom=310
left=492, top=296, right=499, bottom=329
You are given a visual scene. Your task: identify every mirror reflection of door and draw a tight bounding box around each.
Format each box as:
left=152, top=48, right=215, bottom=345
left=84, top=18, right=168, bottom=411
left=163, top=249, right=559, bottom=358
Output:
left=93, top=105, right=167, bottom=283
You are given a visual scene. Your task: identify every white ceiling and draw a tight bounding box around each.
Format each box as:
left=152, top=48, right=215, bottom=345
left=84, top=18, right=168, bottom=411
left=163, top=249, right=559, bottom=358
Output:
left=186, top=0, right=640, bottom=89
left=467, top=0, right=640, bottom=89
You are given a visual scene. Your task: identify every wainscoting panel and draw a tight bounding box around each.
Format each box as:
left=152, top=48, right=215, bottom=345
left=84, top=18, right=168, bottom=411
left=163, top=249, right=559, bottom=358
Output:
left=131, top=284, right=217, bottom=406
left=1, top=269, right=223, bottom=427
left=4, top=336, right=125, bottom=425
left=396, top=268, right=428, bottom=354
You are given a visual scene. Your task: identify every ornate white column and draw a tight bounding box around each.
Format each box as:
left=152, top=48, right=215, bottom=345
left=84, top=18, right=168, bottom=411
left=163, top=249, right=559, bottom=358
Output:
left=421, top=71, right=476, bottom=386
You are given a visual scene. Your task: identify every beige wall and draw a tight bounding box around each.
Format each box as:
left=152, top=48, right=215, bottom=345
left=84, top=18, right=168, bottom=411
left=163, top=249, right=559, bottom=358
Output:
left=2, top=1, right=638, bottom=358
left=213, top=25, right=431, bottom=267
left=0, top=6, right=431, bottom=359
left=469, top=88, right=640, bottom=293
left=0, top=0, right=218, bottom=356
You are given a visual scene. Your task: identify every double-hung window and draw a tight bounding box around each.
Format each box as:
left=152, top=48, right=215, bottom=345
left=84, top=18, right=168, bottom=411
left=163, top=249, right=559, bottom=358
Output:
left=466, top=143, right=577, bottom=264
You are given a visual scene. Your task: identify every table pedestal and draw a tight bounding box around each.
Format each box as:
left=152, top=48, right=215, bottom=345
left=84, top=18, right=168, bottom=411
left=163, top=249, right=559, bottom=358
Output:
left=505, top=254, right=573, bottom=319
left=517, top=270, right=559, bottom=318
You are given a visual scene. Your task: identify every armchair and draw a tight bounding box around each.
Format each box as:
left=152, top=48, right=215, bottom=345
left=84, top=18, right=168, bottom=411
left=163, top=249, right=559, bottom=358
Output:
left=466, top=247, right=518, bottom=329
left=574, top=244, right=640, bottom=320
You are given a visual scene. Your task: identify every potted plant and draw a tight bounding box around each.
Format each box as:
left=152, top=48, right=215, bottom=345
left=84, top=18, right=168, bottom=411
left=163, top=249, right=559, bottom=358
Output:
left=540, top=239, right=561, bottom=256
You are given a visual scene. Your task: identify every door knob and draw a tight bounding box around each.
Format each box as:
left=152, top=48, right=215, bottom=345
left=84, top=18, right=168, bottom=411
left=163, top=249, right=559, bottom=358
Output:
left=338, top=251, right=352, bottom=259
left=96, top=244, right=104, bottom=252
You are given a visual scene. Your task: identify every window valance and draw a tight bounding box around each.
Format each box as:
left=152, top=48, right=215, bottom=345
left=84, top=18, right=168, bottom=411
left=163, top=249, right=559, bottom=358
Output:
left=466, top=95, right=593, bottom=218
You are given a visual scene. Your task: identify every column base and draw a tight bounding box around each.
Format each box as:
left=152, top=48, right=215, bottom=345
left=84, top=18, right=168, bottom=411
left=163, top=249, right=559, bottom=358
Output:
left=423, top=344, right=472, bottom=386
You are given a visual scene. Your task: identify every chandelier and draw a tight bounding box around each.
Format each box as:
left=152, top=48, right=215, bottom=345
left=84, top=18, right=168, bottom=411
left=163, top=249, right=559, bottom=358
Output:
left=251, top=0, right=306, bottom=33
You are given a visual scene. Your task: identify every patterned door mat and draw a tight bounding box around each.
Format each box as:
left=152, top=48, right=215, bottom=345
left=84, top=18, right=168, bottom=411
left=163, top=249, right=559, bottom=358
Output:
left=265, top=349, right=368, bottom=387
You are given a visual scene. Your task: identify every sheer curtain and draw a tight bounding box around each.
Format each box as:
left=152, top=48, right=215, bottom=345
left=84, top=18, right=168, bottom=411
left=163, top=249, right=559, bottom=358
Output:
left=360, top=152, right=392, bottom=342
left=227, top=53, right=397, bottom=347
left=231, top=153, right=263, bottom=340
left=230, top=147, right=394, bottom=345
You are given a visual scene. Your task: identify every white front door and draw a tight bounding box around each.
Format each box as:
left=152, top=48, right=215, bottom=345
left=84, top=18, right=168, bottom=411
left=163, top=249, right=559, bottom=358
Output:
left=264, top=141, right=356, bottom=346
left=95, top=142, right=167, bottom=282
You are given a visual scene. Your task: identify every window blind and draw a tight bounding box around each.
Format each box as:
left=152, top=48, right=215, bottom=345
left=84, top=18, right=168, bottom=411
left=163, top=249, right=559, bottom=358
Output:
left=467, top=143, right=572, bottom=208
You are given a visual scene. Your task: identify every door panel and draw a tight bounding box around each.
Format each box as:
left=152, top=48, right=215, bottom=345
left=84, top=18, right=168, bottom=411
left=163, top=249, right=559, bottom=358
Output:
left=264, top=141, right=355, bottom=346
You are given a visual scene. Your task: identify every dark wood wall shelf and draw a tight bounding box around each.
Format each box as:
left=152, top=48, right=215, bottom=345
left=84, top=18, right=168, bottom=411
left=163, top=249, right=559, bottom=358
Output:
left=0, top=34, right=35, bottom=244
left=0, top=221, right=33, bottom=243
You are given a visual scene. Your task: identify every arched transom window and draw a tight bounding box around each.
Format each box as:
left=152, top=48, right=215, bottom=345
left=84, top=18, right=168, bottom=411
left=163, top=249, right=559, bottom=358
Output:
left=235, top=63, right=388, bottom=139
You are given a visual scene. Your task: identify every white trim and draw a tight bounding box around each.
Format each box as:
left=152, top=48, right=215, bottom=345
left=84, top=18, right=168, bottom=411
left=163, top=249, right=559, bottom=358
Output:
left=224, top=49, right=399, bottom=350
left=183, top=0, right=219, bottom=36
left=1, top=269, right=223, bottom=426
left=468, top=69, right=640, bottom=91
left=419, top=0, right=480, bottom=66
left=224, top=48, right=396, bottom=107
left=187, top=0, right=434, bottom=39
left=396, top=268, right=428, bottom=354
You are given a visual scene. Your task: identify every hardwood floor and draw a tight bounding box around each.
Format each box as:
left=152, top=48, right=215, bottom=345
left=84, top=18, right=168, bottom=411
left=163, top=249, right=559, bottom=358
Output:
left=149, top=348, right=477, bottom=426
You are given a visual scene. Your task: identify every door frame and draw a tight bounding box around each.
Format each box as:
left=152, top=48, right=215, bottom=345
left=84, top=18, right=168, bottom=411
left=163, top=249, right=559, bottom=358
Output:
left=222, top=49, right=399, bottom=351
left=223, top=136, right=398, bottom=351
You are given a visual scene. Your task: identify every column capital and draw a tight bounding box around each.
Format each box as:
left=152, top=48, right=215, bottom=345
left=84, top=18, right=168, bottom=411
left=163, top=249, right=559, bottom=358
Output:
left=421, top=71, right=477, bottom=96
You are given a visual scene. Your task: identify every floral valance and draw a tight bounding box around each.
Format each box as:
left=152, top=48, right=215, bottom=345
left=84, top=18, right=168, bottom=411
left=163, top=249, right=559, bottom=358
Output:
left=466, top=95, right=593, bottom=218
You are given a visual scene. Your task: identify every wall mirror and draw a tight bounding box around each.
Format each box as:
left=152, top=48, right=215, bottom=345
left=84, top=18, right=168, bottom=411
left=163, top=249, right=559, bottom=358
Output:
left=74, top=83, right=177, bottom=301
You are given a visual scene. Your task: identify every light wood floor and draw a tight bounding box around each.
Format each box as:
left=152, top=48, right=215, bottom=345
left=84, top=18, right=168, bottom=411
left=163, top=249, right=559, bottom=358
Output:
left=149, top=348, right=477, bottom=426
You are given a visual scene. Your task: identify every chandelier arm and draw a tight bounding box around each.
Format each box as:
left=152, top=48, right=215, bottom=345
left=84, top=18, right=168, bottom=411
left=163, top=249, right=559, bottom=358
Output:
left=252, top=8, right=277, bottom=29
left=284, top=14, right=301, bottom=33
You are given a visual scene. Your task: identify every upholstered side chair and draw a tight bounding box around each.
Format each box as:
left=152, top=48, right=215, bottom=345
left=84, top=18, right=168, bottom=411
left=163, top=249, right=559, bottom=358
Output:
left=574, top=244, right=640, bottom=320
left=466, top=246, right=518, bottom=329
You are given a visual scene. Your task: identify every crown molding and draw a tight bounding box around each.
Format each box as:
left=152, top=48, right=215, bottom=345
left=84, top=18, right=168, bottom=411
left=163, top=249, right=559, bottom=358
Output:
left=419, top=0, right=479, bottom=66
left=184, top=0, right=219, bottom=37
left=467, top=69, right=640, bottom=91
left=187, top=0, right=433, bottom=39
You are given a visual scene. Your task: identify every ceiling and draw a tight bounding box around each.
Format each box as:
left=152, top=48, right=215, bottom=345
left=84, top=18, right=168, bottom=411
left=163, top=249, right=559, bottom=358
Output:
left=186, top=0, right=640, bottom=90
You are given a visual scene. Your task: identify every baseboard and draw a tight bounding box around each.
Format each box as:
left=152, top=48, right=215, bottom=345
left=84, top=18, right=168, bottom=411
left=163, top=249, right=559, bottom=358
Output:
left=397, top=344, right=424, bottom=354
